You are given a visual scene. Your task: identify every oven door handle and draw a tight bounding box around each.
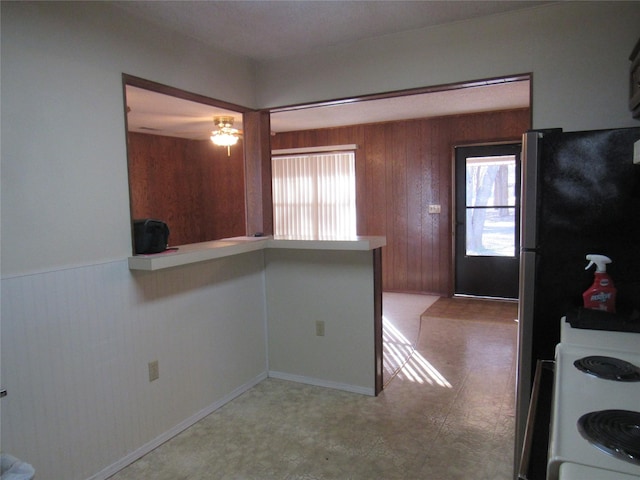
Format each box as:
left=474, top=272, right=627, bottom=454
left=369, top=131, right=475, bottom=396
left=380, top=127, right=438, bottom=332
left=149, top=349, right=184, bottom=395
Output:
left=518, top=359, right=555, bottom=480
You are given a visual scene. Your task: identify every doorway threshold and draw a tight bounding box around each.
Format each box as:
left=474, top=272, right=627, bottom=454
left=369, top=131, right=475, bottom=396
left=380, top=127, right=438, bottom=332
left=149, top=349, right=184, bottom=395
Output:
left=453, top=293, right=518, bottom=303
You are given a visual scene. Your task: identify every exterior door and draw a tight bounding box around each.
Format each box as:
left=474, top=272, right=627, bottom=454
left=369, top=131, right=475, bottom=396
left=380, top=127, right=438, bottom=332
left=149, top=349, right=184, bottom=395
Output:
left=454, top=144, right=521, bottom=298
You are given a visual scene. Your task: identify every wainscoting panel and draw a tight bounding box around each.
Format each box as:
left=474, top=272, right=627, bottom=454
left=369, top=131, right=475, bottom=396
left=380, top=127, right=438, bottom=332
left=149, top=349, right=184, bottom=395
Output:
left=1, top=252, right=268, bottom=480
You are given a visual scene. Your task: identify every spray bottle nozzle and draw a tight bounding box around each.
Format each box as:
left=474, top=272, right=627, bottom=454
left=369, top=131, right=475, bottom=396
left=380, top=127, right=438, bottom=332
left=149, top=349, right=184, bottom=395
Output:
left=585, top=254, right=612, bottom=273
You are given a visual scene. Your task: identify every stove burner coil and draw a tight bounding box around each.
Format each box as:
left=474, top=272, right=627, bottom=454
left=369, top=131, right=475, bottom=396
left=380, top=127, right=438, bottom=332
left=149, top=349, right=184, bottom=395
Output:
left=574, top=356, right=640, bottom=381
left=577, top=410, right=640, bottom=466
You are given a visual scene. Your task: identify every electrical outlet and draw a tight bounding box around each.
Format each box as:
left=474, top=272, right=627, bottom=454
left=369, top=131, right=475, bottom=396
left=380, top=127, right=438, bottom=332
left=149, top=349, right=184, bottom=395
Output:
left=428, top=204, right=441, bottom=214
left=148, top=360, right=159, bottom=382
left=315, top=320, right=325, bottom=337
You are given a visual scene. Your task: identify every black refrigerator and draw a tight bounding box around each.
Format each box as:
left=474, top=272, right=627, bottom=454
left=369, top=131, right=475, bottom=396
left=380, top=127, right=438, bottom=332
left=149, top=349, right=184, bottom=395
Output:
left=514, top=127, right=640, bottom=476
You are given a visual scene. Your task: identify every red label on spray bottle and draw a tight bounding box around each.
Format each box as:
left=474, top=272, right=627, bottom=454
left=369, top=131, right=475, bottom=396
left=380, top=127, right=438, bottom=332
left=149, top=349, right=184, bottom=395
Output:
left=583, top=272, right=617, bottom=313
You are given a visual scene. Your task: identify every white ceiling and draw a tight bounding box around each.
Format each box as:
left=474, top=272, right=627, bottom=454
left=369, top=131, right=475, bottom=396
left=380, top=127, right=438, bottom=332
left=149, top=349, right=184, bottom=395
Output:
left=125, top=85, right=245, bottom=140
left=113, top=1, right=549, bottom=62
left=126, top=80, right=530, bottom=138
left=119, top=1, right=538, bottom=138
left=270, top=80, right=530, bottom=132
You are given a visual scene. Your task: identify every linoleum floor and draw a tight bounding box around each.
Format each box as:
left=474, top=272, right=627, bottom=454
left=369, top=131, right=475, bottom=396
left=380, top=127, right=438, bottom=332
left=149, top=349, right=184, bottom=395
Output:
left=109, top=294, right=518, bottom=480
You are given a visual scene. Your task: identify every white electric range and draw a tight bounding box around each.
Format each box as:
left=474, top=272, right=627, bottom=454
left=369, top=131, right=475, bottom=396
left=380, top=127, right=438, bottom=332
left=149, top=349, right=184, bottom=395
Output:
left=547, top=319, right=640, bottom=480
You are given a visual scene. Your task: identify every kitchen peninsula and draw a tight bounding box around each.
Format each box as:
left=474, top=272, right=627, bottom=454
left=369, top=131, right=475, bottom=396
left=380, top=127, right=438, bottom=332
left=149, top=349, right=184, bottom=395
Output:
left=129, top=236, right=386, bottom=396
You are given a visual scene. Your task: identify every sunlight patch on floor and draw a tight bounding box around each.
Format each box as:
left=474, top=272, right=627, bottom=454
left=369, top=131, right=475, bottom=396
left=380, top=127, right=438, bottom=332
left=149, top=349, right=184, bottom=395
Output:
left=383, top=315, right=452, bottom=387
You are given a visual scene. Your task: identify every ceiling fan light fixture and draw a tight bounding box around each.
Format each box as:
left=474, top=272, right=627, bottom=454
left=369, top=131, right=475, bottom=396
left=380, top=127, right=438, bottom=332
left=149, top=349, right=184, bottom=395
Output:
left=211, top=116, right=240, bottom=155
left=210, top=131, right=239, bottom=147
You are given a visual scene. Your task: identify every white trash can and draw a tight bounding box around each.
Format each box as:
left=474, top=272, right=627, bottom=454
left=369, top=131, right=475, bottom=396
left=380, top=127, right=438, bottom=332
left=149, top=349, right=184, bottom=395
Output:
left=0, top=454, right=35, bottom=480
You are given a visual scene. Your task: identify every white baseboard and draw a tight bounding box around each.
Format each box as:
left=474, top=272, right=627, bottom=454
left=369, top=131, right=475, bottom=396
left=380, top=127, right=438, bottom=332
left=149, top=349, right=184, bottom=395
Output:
left=87, top=371, right=268, bottom=480
left=268, top=370, right=374, bottom=396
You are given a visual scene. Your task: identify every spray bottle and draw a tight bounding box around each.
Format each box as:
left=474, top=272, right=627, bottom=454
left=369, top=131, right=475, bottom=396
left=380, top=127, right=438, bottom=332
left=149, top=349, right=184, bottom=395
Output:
left=582, top=254, right=617, bottom=313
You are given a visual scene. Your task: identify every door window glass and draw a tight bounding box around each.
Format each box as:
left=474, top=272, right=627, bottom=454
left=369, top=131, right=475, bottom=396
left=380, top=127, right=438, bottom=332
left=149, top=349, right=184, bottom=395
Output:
left=465, top=155, right=517, bottom=257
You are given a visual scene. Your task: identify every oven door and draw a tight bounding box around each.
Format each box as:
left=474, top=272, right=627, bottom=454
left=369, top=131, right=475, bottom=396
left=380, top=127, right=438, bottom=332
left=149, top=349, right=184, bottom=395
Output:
left=559, top=463, right=640, bottom=480
left=518, top=359, right=555, bottom=480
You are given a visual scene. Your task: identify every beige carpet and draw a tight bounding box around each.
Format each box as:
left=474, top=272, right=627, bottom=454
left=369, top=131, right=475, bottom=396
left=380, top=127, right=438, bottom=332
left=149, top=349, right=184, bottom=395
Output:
left=422, top=296, right=518, bottom=323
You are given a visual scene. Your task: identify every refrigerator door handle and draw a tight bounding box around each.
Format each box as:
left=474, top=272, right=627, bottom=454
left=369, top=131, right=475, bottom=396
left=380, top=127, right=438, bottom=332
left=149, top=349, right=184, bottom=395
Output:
left=520, top=131, right=542, bottom=249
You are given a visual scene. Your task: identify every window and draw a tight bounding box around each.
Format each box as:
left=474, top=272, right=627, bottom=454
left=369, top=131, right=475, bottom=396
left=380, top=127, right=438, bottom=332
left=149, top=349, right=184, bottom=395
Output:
left=272, top=150, right=356, bottom=239
left=464, top=155, right=517, bottom=257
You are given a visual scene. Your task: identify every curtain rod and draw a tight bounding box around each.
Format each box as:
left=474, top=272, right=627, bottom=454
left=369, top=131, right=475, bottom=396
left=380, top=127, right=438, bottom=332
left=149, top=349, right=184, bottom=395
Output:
left=272, top=144, right=358, bottom=155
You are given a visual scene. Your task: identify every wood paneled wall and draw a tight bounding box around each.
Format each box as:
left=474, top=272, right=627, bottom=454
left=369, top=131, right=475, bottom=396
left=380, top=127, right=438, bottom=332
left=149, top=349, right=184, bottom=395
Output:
left=127, top=132, right=246, bottom=247
left=271, top=108, right=531, bottom=296
left=243, top=110, right=274, bottom=236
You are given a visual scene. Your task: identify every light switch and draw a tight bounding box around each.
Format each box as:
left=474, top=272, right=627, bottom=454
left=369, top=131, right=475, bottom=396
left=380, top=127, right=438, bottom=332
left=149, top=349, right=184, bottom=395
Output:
left=428, top=204, right=441, bottom=214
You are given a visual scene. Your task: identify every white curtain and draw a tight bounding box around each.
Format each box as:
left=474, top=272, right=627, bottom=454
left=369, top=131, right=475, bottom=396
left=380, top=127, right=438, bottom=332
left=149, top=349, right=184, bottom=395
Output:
left=272, top=152, right=356, bottom=239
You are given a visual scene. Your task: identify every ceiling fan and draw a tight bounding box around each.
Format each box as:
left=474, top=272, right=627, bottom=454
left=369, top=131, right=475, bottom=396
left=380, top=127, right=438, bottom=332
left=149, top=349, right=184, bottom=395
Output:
left=210, top=116, right=243, bottom=156
left=125, top=85, right=244, bottom=150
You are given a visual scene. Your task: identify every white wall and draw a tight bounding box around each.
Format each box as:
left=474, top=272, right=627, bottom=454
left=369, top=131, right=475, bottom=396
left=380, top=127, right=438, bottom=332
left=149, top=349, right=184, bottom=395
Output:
left=1, top=2, right=256, bottom=276
left=265, top=249, right=376, bottom=395
left=1, top=3, right=266, bottom=479
left=256, top=2, right=640, bottom=131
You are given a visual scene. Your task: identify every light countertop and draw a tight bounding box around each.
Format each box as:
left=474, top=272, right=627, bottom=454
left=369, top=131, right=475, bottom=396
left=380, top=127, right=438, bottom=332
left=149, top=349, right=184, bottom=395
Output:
left=128, top=236, right=386, bottom=271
